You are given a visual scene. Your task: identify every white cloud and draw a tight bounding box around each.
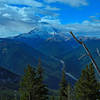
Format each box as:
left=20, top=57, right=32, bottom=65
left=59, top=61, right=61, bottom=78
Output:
left=2, top=13, right=11, bottom=18
left=0, top=1, right=60, bottom=37
left=0, top=0, right=99, bottom=38
left=39, top=16, right=61, bottom=25
left=0, top=3, right=43, bottom=22
left=39, top=17, right=100, bottom=37
left=44, top=0, right=88, bottom=7
left=0, top=0, right=43, bottom=7
left=0, top=1, right=59, bottom=22
left=45, top=6, right=60, bottom=11
left=89, top=16, right=96, bottom=19
left=65, top=20, right=100, bottom=37
left=0, top=2, right=41, bottom=37
left=89, top=15, right=100, bottom=23
left=0, top=18, right=34, bottom=37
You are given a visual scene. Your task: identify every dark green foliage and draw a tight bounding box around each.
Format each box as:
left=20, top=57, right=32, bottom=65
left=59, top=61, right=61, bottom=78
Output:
left=0, top=89, right=19, bottom=100
left=51, top=96, right=55, bottom=100
left=35, top=59, right=48, bottom=100
left=20, top=61, right=48, bottom=100
left=75, top=63, right=100, bottom=100
left=66, top=84, right=73, bottom=100
left=59, top=69, right=68, bottom=100
left=20, top=65, right=36, bottom=100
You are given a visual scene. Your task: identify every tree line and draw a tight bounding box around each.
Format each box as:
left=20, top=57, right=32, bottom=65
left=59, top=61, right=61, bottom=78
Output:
left=19, top=59, right=100, bottom=100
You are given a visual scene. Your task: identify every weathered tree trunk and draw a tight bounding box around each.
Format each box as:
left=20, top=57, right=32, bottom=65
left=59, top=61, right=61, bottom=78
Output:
left=69, top=32, right=100, bottom=76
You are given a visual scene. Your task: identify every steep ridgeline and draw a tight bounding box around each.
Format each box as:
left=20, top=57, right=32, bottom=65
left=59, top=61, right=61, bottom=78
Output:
left=11, top=22, right=100, bottom=82
left=0, top=22, right=100, bottom=89
left=13, top=22, right=78, bottom=58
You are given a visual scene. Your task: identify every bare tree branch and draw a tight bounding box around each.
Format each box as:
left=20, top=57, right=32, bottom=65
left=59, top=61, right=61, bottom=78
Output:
left=69, top=31, right=100, bottom=76
left=70, top=32, right=82, bottom=44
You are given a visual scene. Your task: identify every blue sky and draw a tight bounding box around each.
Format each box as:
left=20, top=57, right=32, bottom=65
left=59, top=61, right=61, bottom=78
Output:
left=0, top=0, right=100, bottom=37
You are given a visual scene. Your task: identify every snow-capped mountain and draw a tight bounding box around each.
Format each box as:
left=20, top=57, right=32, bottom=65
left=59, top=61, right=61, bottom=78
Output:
left=0, top=21, right=100, bottom=89
left=14, top=22, right=71, bottom=41
left=13, top=21, right=100, bottom=43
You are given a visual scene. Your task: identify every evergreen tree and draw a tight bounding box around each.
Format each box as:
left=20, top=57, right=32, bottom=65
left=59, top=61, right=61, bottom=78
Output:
left=35, top=59, right=48, bottom=100
left=20, top=65, right=37, bottom=100
left=20, top=60, right=48, bottom=100
left=75, top=63, right=100, bottom=100
left=59, top=68, right=68, bottom=100
left=51, top=96, right=55, bottom=100
left=65, top=84, right=73, bottom=100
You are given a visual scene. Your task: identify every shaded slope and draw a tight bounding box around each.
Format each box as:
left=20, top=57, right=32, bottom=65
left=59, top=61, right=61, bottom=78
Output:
left=0, top=38, right=62, bottom=89
left=0, top=66, right=20, bottom=90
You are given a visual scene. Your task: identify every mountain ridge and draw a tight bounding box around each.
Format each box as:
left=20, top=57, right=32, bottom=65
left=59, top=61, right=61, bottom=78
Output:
left=0, top=22, right=100, bottom=89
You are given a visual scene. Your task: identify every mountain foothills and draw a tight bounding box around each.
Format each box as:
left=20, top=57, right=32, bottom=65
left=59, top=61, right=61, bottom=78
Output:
left=0, top=22, right=100, bottom=90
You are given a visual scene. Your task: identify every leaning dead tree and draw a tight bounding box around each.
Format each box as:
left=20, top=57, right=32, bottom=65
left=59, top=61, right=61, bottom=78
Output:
left=69, top=31, right=100, bottom=77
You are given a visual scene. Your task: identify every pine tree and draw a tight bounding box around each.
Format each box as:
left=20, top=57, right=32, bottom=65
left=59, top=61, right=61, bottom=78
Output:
left=20, top=60, right=48, bottom=100
left=35, top=59, right=48, bottom=100
left=66, top=84, right=73, bottom=100
left=75, top=63, right=100, bottom=100
left=59, top=68, right=68, bottom=100
left=51, top=96, right=55, bottom=100
left=20, top=65, right=37, bottom=100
